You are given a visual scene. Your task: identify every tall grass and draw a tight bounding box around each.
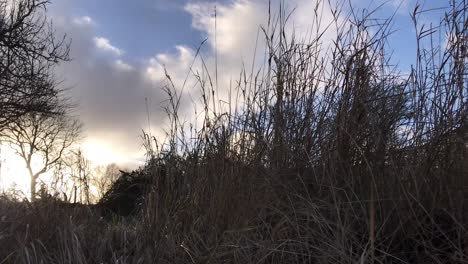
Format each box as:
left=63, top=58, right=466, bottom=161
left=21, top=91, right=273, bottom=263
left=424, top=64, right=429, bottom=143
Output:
left=1, top=0, right=468, bottom=263
left=141, top=1, right=468, bottom=262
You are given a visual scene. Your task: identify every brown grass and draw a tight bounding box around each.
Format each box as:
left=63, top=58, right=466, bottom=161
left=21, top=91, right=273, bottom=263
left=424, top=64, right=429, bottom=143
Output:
left=1, top=0, right=468, bottom=263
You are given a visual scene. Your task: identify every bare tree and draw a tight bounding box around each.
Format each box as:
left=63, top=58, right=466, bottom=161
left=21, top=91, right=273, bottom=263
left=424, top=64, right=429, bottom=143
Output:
left=0, top=0, right=70, bottom=131
left=92, top=163, right=120, bottom=200
left=50, top=148, right=92, bottom=203
left=2, top=111, right=81, bottom=201
left=69, top=149, right=91, bottom=204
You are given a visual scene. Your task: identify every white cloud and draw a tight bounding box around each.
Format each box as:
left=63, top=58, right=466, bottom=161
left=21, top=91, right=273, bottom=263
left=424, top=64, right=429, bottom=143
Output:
left=137, top=0, right=348, bottom=134
left=93, top=36, right=124, bottom=56
left=146, top=45, right=195, bottom=83
left=45, top=5, right=166, bottom=169
left=154, top=0, right=342, bottom=103
left=144, top=45, right=203, bottom=123
left=73, top=16, right=94, bottom=26
left=185, top=1, right=266, bottom=57
left=114, top=59, right=133, bottom=71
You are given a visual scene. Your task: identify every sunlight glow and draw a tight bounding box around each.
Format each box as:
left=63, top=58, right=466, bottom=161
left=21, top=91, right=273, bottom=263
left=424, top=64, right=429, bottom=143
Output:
left=0, top=145, right=54, bottom=198
left=81, top=139, right=132, bottom=166
left=0, top=137, right=143, bottom=200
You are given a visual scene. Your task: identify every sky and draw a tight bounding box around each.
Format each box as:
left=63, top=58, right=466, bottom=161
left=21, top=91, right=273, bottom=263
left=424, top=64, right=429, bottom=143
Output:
left=0, top=0, right=452, bottom=193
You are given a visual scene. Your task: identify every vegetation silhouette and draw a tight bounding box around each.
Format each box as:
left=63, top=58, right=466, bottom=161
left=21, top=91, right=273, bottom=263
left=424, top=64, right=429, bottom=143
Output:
left=0, top=0, right=468, bottom=263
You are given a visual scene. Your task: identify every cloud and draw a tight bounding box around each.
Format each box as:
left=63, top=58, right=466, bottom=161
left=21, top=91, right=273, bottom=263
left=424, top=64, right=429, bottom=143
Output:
left=93, top=37, right=124, bottom=56
left=114, top=59, right=133, bottom=72
left=146, top=45, right=195, bottom=83
left=185, top=1, right=266, bottom=57
left=73, top=16, right=94, bottom=26
left=43, top=0, right=348, bottom=168
left=151, top=0, right=343, bottom=114
left=144, top=44, right=205, bottom=124
left=47, top=4, right=167, bottom=167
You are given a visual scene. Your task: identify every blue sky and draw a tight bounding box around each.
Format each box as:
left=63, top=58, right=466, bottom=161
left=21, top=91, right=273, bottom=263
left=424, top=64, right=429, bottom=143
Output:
left=67, top=0, right=203, bottom=59
left=40, top=0, right=451, bottom=167
left=57, top=0, right=449, bottom=67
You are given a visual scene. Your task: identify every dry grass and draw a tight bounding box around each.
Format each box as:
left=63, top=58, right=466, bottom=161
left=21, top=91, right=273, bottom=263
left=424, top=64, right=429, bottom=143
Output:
left=1, top=0, right=468, bottom=263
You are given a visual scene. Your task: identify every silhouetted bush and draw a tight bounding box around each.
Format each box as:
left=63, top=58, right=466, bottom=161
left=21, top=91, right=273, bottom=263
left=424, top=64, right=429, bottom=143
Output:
left=98, top=169, right=151, bottom=218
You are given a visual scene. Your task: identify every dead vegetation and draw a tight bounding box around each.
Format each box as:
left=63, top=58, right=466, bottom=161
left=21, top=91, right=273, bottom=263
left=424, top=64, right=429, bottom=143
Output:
left=1, top=0, right=468, bottom=263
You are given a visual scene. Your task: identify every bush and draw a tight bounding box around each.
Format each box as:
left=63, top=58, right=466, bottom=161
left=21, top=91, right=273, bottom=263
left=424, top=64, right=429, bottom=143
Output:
left=98, top=169, right=151, bottom=218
